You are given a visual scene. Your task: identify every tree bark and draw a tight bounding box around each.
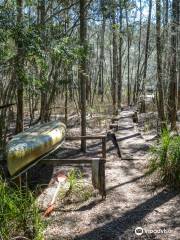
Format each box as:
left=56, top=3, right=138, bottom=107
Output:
left=156, top=0, right=166, bottom=130
left=168, top=0, right=178, bottom=130
left=112, top=6, right=117, bottom=114
left=125, top=7, right=130, bottom=106
left=118, top=0, right=123, bottom=108
left=15, top=0, right=24, bottom=133
left=98, top=15, right=105, bottom=103
left=141, top=0, right=152, bottom=113
left=79, top=0, right=87, bottom=151
left=39, top=0, right=48, bottom=123
left=135, top=0, right=142, bottom=105
left=177, top=1, right=180, bottom=109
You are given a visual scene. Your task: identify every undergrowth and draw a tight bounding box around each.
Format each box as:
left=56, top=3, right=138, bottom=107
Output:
left=59, top=169, right=93, bottom=203
left=0, top=178, right=44, bottom=240
left=148, top=130, right=180, bottom=188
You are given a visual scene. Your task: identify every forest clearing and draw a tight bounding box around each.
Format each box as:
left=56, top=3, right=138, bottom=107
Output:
left=0, top=0, right=180, bottom=239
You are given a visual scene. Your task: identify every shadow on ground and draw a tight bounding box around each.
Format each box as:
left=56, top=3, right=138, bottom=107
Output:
left=73, top=190, right=178, bottom=240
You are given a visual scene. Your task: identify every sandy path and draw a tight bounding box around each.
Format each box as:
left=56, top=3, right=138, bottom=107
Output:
left=44, top=110, right=179, bottom=240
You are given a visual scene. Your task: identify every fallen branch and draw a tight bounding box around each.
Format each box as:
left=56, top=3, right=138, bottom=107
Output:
left=0, top=103, right=16, bottom=109
left=11, top=236, right=30, bottom=240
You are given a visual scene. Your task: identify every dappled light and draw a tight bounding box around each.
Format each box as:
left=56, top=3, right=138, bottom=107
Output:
left=0, top=0, right=179, bottom=239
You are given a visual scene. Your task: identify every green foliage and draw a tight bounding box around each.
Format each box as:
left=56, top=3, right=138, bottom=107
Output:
left=59, top=169, right=93, bottom=203
left=52, top=37, right=86, bottom=65
left=67, top=168, right=82, bottom=189
left=112, top=24, right=119, bottom=31
left=0, top=0, right=88, bottom=96
left=148, top=130, right=180, bottom=187
left=0, top=178, right=44, bottom=240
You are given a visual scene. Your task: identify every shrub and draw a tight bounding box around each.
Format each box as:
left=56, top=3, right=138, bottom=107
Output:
left=148, top=130, right=180, bottom=187
left=59, top=169, right=93, bottom=203
left=0, top=178, right=44, bottom=240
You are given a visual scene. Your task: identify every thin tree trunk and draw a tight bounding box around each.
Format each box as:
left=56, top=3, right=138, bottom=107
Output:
left=98, top=15, right=105, bottom=103
left=125, top=7, right=130, bottom=106
left=168, top=0, right=178, bottom=129
left=156, top=0, right=166, bottom=130
left=39, top=0, right=47, bottom=123
left=177, top=0, right=180, bottom=109
left=79, top=0, right=87, bottom=151
left=65, top=80, right=68, bottom=126
left=118, top=0, right=123, bottom=108
left=135, top=0, right=142, bottom=105
left=162, top=0, right=169, bottom=100
left=143, top=0, right=152, bottom=90
left=15, top=0, right=24, bottom=133
left=141, top=0, right=152, bottom=113
left=112, top=6, right=117, bottom=114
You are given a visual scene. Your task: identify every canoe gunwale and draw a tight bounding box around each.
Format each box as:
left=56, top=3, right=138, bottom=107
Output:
left=10, top=138, right=65, bottom=180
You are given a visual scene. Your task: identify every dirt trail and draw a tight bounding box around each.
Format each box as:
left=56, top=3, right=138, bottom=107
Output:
left=118, top=110, right=149, bottom=160
left=44, top=109, right=179, bottom=240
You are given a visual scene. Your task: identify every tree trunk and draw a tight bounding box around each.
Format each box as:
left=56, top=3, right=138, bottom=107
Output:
left=162, top=0, right=169, bottom=103
left=135, top=0, right=142, bottom=105
left=98, top=15, right=105, bottom=103
left=125, top=7, right=130, bottom=106
left=79, top=0, right=87, bottom=151
left=39, top=0, right=48, bottom=123
left=118, top=0, right=123, bottom=109
left=112, top=7, right=117, bottom=114
left=143, top=0, right=152, bottom=93
left=141, top=0, right=152, bottom=113
left=177, top=1, right=180, bottom=109
left=156, top=0, right=166, bottom=130
left=15, top=0, right=24, bottom=133
left=168, top=0, right=178, bottom=130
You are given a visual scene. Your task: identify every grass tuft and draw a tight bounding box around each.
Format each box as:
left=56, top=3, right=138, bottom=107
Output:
left=59, top=169, right=93, bottom=203
left=148, top=130, right=180, bottom=188
left=0, top=177, right=44, bottom=240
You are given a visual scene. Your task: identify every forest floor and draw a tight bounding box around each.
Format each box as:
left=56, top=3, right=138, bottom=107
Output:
left=34, top=107, right=180, bottom=240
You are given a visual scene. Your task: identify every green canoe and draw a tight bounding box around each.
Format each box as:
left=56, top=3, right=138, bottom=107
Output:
left=6, top=121, right=66, bottom=176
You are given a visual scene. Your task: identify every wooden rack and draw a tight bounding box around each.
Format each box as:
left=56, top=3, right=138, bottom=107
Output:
left=12, top=135, right=107, bottom=199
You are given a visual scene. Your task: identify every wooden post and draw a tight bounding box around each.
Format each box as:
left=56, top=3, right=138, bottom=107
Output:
left=101, top=137, right=106, bottom=198
left=132, top=111, right=138, bottom=123
left=109, top=123, right=118, bottom=131
left=99, top=160, right=106, bottom=199
left=107, top=132, right=121, bottom=158
left=102, top=137, right=106, bottom=159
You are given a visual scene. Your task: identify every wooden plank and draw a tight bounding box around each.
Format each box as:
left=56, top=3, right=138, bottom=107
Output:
left=107, top=132, right=121, bottom=158
left=40, top=158, right=106, bottom=165
left=66, top=135, right=106, bottom=140
left=42, top=157, right=106, bottom=198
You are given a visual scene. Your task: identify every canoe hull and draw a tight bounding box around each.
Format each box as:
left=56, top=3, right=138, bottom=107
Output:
left=6, top=121, right=66, bottom=176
